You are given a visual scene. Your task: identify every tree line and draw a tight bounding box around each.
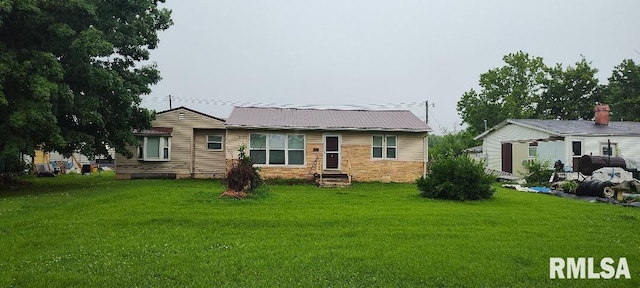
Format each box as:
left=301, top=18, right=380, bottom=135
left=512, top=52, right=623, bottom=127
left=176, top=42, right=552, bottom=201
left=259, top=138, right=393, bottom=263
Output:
left=456, top=51, right=640, bottom=135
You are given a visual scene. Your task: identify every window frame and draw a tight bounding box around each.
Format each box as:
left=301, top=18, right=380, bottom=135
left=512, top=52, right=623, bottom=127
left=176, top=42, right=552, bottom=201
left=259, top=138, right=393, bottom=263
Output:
left=137, top=136, right=171, bottom=161
left=571, top=140, right=582, bottom=157
left=372, top=135, right=398, bottom=160
left=206, top=135, right=224, bottom=151
left=528, top=142, right=538, bottom=159
left=249, top=133, right=306, bottom=166
left=372, top=135, right=384, bottom=159
left=386, top=135, right=398, bottom=159
left=600, top=142, right=618, bottom=157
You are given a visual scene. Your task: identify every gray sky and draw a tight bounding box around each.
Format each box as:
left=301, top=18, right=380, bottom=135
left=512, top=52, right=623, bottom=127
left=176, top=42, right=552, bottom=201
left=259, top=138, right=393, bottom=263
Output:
left=143, top=0, right=640, bottom=135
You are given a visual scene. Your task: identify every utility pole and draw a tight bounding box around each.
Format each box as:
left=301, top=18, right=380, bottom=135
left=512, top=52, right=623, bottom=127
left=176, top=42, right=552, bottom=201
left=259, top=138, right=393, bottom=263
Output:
left=169, top=94, right=172, bottom=109
left=425, top=100, right=429, bottom=124
left=425, top=101, right=435, bottom=124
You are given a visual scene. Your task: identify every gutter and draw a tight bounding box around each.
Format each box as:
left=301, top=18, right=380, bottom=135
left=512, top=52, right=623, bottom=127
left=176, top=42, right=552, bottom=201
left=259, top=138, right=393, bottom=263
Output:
left=225, top=125, right=431, bottom=133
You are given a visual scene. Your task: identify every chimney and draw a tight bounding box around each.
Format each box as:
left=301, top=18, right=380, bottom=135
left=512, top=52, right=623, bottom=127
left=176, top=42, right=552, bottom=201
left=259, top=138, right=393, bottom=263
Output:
left=594, top=104, right=610, bottom=126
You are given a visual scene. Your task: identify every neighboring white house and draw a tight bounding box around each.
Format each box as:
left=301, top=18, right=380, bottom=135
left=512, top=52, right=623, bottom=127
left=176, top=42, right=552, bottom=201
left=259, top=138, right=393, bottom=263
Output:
left=474, top=113, right=640, bottom=176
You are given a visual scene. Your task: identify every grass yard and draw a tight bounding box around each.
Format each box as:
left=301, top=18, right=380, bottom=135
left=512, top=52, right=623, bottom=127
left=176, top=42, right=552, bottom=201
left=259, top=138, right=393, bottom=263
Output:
left=0, top=173, right=639, bottom=287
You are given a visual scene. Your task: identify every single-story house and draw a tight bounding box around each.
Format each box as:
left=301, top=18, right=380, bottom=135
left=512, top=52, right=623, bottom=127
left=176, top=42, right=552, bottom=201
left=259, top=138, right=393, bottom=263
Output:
left=475, top=105, right=640, bottom=176
left=224, top=107, right=431, bottom=182
left=115, top=106, right=226, bottom=179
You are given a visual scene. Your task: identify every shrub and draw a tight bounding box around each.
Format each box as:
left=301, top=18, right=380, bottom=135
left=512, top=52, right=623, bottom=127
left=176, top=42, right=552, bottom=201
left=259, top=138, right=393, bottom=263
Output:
left=559, top=181, right=578, bottom=193
left=523, top=158, right=553, bottom=184
left=417, top=155, right=495, bottom=201
left=226, top=145, right=262, bottom=192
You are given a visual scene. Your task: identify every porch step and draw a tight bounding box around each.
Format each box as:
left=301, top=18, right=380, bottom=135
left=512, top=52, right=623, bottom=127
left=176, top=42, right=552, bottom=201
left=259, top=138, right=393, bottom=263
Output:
left=321, top=173, right=349, bottom=179
left=316, top=173, right=352, bottom=188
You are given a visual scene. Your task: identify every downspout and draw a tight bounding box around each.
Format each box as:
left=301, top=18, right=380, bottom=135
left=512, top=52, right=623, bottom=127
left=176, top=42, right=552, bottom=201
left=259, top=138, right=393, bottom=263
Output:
left=423, top=134, right=428, bottom=177
left=565, top=135, right=572, bottom=171
left=191, top=128, right=195, bottom=177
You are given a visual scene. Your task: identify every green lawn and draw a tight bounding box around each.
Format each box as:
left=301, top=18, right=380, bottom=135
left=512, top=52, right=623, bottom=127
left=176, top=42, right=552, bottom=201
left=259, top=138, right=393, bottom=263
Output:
left=0, top=173, right=639, bottom=287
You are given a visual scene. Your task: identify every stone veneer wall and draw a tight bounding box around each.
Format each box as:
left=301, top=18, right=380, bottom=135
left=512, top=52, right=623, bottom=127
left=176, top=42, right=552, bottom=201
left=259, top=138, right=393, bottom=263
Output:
left=341, top=144, right=424, bottom=183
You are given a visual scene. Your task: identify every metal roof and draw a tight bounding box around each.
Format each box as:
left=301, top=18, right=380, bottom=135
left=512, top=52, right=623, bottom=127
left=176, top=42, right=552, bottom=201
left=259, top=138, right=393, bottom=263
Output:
left=475, top=118, right=640, bottom=140
left=225, top=107, right=431, bottom=132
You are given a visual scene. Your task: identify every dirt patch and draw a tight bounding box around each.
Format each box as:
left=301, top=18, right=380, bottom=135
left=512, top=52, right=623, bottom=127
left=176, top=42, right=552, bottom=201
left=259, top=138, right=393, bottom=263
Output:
left=220, top=189, right=249, bottom=199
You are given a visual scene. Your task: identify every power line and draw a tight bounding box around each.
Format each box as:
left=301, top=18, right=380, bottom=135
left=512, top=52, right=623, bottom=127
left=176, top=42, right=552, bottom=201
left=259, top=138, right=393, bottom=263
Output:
left=154, top=95, right=427, bottom=110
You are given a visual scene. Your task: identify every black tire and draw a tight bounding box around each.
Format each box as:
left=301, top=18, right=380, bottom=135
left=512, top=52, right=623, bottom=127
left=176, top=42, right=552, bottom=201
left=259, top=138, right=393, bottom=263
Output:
left=600, top=182, right=615, bottom=198
left=576, top=181, right=593, bottom=196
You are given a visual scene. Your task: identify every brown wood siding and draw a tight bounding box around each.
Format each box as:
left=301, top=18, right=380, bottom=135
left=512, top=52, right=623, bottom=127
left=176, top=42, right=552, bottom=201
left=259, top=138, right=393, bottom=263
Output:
left=116, top=107, right=225, bottom=178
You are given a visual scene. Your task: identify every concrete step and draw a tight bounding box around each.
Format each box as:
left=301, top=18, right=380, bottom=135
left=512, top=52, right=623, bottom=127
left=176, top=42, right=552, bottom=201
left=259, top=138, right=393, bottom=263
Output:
left=317, top=176, right=352, bottom=188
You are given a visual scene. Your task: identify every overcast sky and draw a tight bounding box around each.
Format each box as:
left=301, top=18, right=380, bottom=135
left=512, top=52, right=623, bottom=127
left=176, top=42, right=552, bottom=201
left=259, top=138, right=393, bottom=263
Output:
left=143, top=0, right=640, bottom=135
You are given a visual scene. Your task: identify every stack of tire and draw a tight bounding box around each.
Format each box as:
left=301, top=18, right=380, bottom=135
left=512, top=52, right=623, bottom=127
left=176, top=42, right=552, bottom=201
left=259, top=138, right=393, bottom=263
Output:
left=576, top=180, right=615, bottom=198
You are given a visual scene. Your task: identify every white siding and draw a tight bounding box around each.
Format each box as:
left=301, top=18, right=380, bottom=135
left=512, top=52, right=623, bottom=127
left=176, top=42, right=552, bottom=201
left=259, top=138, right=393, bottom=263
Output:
left=537, top=141, right=566, bottom=168
left=482, top=124, right=554, bottom=171
left=581, top=136, right=640, bottom=159
left=482, top=124, right=640, bottom=173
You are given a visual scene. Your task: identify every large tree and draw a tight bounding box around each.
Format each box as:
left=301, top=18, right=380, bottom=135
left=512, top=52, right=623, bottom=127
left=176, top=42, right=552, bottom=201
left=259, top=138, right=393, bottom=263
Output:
left=537, top=57, right=602, bottom=120
left=605, top=59, right=640, bottom=121
left=457, top=51, right=547, bottom=134
left=0, top=0, right=172, bottom=172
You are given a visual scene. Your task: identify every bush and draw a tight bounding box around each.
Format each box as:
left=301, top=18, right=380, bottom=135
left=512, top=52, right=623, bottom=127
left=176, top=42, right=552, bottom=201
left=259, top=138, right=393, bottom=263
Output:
left=226, top=145, right=262, bottom=192
left=417, top=155, right=495, bottom=201
left=523, top=158, right=553, bottom=184
left=0, top=149, right=28, bottom=175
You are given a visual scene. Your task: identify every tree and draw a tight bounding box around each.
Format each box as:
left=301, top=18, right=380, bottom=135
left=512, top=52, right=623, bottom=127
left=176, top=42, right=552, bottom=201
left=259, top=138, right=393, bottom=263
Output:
left=457, top=51, right=547, bottom=134
left=605, top=59, right=640, bottom=121
left=0, top=0, right=172, bottom=172
left=428, top=130, right=478, bottom=160
left=537, top=57, right=601, bottom=120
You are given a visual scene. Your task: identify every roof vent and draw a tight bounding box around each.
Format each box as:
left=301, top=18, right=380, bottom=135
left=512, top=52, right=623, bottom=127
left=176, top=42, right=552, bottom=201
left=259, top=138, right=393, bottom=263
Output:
left=594, top=104, right=610, bottom=126
left=179, top=112, right=185, bottom=121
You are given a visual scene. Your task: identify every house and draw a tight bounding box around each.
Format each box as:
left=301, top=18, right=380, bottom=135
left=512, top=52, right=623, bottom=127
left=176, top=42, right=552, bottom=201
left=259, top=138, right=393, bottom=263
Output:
left=115, top=107, right=226, bottom=179
left=225, top=107, right=431, bottom=183
left=32, top=149, right=113, bottom=174
left=474, top=105, right=640, bottom=176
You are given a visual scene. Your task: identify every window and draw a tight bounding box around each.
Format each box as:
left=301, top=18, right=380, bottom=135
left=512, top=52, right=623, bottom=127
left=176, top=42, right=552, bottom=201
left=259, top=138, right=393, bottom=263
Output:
left=268, top=134, right=286, bottom=164
left=207, top=135, right=223, bottom=150
left=572, top=141, right=582, bottom=156
left=288, top=134, right=305, bottom=165
left=601, top=143, right=618, bottom=156
left=386, top=136, right=397, bottom=159
left=372, top=135, right=397, bottom=159
left=249, top=133, right=305, bottom=165
left=372, top=136, right=383, bottom=158
left=137, top=136, right=171, bottom=161
left=528, top=142, right=538, bottom=158
left=250, top=134, right=267, bottom=164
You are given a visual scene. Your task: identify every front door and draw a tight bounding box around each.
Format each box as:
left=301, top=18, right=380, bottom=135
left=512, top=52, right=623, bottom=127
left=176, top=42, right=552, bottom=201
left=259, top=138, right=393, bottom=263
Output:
left=501, top=143, right=513, bottom=173
left=324, top=135, right=340, bottom=170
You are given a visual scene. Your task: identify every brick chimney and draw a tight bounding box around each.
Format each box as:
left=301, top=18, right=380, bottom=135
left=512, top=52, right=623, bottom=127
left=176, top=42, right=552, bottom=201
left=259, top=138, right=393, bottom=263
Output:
left=594, top=104, right=610, bottom=126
